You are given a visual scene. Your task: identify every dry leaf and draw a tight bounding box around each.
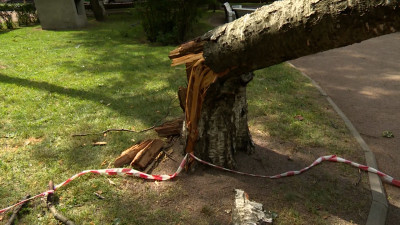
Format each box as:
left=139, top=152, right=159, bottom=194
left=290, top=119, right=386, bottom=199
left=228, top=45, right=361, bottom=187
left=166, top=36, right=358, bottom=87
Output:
left=101, top=160, right=108, bottom=166
left=107, top=178, right=116, bottom=185
left=294, top=115, right=304, bottom=121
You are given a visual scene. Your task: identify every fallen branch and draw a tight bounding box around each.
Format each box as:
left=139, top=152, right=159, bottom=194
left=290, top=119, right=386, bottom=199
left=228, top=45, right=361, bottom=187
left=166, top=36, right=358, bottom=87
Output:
left=47, top=181, right=75, bottom=225
left=72, top=99, right=176, bottom=137
left=6, top=195, right=30, bottom=225
left=71, top=127, right=154, bottom=137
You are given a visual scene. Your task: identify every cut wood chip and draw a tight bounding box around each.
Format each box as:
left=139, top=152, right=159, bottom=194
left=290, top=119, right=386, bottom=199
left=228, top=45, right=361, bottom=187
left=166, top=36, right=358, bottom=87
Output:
left=131, top=139, right=165, bottom=169
left=114, top=140, right=152, bottom=167
left=93, top=142, right=107, bottom=146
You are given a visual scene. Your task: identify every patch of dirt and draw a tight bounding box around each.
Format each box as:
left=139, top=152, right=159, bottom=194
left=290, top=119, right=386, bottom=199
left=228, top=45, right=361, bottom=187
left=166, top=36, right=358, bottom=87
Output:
left=125, top=132, right=371, bottom=224
left=0, top=64, right=6, bottom=70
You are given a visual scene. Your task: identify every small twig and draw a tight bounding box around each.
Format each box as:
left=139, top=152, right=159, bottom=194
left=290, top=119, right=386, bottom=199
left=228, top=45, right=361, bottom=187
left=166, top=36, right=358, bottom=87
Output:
left=72, top=98, right=176, bottom=137
left=162, top=149, right=177, bottom=162
left=71, top=128, right=146, bottom=137
left=47, top=181, right=75, bottom=225
left=93, top=192, right=105, bottom=199
left=144, top=151, right=165, bottom=174
left=6, top=195, right=30, bottom=225
left=359, top=132, right=380, bottom=139
left=354, top=169, right=362, bottom=186
left=161, top=137, right=178, bottom=162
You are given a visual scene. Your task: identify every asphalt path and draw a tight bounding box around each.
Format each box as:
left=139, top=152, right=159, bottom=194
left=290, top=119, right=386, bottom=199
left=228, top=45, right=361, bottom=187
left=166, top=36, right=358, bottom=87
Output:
left=291, top=32, right=400, bottom=225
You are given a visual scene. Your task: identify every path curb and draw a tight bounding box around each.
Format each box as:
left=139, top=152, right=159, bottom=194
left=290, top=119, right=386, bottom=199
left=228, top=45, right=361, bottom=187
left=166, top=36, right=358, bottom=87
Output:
left=287, top=63, right=388, bottom=225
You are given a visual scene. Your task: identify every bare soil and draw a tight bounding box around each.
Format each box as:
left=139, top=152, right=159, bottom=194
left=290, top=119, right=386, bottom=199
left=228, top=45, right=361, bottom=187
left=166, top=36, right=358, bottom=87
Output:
left=291, top=32, right=400, bottom=224
left=126, top=129, right=371, bottom=224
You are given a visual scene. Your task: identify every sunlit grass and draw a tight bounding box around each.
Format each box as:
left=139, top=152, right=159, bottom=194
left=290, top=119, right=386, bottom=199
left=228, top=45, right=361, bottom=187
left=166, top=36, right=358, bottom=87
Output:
left=248, top=64, right=358, bottom=156
left=0, top=11, right=188, bottom=224
left=0, top=9, right=368, bottom=224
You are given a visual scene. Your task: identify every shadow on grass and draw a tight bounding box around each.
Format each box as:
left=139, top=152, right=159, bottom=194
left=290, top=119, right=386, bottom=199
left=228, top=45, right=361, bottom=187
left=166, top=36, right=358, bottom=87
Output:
left=1, top=12, right=392, bottom=224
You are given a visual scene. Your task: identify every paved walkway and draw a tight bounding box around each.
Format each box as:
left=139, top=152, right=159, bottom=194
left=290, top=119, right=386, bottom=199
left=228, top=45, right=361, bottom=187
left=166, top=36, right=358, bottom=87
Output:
left=291, top=32, right=400, bottom=224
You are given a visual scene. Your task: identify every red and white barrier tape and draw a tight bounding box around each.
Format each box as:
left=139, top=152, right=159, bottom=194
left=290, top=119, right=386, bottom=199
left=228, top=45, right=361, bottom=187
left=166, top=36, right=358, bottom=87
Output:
left=189, top=153, right=400, bottom=187
left=1, top=153, right=399, bottom=214
left=0, top=154, right=188, bottom=214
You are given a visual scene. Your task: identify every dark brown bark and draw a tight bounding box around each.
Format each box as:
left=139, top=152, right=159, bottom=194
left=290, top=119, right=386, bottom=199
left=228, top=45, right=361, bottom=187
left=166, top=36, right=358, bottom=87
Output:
left=202, top=0, right=400, bottom=73
left=178, top=87, right=187, bottom=112
left=154, top=119, right=184, bottom=137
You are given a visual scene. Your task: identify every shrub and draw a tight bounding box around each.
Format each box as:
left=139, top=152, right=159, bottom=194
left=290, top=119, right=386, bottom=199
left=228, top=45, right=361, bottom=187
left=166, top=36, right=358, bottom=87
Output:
left=14, top=3, right=37, bottom=26
left=137, top=0, right=206, bottom=45
left=0, top=3, right=37, bottom=29
left=0, top=11, right=14, bottom=29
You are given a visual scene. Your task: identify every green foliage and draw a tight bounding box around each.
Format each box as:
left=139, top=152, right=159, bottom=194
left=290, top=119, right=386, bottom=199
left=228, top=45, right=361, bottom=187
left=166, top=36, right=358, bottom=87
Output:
left=137, top=0, right=207, bottom=44
left=0, top=3, right=37, bottom=29
left=0, top=11, right=13, bottom=29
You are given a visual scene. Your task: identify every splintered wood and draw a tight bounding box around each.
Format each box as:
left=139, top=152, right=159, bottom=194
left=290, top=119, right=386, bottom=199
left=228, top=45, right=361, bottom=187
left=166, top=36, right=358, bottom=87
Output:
left=114, top=139, right=164, bottom=169
left=154, top=119, right=184, bottom=137
left=178, top=87, right=187, bottom=111
left=131, top=139, right=164, bottom=169
left=169, top=41, right=228, bottom=154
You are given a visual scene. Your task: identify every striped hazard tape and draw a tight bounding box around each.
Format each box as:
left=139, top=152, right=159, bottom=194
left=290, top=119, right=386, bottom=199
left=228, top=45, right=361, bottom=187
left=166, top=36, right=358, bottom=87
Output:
left=189, top=153, right=400, bottom=187
left=1, top=153, right=399, bottom=215
left=0, top=155, right=188, bottom=214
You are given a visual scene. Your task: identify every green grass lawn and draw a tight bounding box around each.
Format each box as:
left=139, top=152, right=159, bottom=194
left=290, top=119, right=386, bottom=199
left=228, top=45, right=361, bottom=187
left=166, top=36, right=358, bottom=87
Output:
left=0, top=10, right=368, bottom=224
left=1, top=11, right=188, bottom=224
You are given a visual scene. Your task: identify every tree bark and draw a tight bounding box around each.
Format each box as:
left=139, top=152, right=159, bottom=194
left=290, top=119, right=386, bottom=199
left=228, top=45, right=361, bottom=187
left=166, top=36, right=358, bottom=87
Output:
left=90, top=0, right=106, bottom=21
left=202, top=0, right=400, bottom=73
left=172, top=0, right=400, bottom=168
left=195, top=72, right=254, bottom=168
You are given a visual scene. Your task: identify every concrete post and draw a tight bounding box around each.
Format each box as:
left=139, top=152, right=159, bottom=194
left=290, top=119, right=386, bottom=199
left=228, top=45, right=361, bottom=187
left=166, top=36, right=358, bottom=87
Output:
left=34, top=0, right=87, bottom=30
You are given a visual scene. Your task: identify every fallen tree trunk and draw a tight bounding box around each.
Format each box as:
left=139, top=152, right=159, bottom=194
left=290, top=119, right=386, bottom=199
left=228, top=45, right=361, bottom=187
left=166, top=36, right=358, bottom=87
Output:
left=202, top=0, right=400, bottom=74
left=171, top=0, right=400, bottom=168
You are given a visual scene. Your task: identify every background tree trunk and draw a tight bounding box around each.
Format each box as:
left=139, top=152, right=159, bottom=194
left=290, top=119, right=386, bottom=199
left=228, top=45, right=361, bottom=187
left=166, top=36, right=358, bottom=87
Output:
left=90, top=0, right=106, bottom=21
